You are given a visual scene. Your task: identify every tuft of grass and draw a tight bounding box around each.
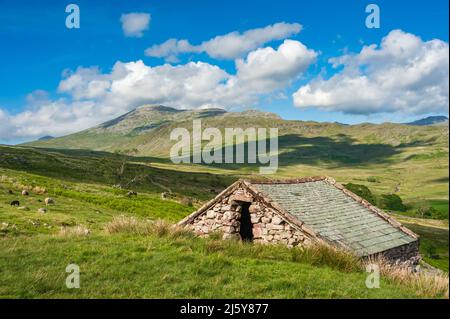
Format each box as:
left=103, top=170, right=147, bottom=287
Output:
left=32, top=186, right=47, bottom=194
left=366, top=257, right=449, bottom=298
left=105, top=217, right=195, bottom=240
left=367, top=176, right=380, bottom=183
left=58, top=225, right=90, bottom=237
left=201, top=237, right=361, bottom=273
left=291, top=243, right=362, bottom=272
left=105, top=216, right=153, bottom=235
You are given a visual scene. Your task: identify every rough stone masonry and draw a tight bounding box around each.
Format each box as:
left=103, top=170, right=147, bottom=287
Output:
left=180, top=184, right=314, bottom=248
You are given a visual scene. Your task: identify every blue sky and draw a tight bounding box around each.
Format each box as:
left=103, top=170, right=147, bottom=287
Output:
left=0, top=0, right=448, bottom=143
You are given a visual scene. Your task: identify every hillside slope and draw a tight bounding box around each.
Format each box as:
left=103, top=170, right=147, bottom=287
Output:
left=26, top=105, right=449, bottom=159
left=0, top=163, right=447, bottom=298
left=25, top=105, right=280, bottom=154
left=16, top=105, right=450, bottom=222
left=406, top=116, right=449, bottom=126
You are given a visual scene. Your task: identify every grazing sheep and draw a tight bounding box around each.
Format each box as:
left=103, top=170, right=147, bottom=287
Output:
left=38, top=208, right=47, bottom=214
left=44, top=197, right=54, bottom=205
left=21, top=190, right=29, bottom=196
left=161, top=192, right=169, bottom=200
left=127, top=191, right=137, bottom=197
left=10, top=200, right=20, bottom=207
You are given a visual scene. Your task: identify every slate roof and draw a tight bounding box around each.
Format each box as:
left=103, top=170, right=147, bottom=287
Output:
left=252, top=180, right=417, bottom=257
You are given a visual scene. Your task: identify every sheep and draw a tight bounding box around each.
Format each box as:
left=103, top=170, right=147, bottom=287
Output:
left=127, top=191, right=137, bottom=197
left=161, top=192, right=169, bottom=200
left=10, top=200, right=20, bottom=207
left=8, top=190, right=13, bottom=194
left=21, top=190, right=29, bottom=196
left=45, top=197, right=54, bottom=205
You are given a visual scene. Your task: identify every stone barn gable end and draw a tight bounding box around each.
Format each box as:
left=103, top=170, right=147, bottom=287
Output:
left=178, top=177, right=420, bottom=262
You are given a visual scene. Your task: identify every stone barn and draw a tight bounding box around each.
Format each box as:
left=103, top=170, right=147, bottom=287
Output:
left=178, top=177, right=420, bottom=263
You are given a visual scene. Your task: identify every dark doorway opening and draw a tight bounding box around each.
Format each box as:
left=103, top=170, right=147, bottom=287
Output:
left=239, top=202, right=253, bottom=242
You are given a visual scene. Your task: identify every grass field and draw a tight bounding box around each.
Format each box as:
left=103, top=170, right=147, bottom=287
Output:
left=404, top=223, right=449, bottom=272
left=0, top=232, right=432, bottom=299
left=0, top=136, right=448, bottom=298
left=25, top=106, right=449, bottom=219
left=0, top=169, right=423, bottom=298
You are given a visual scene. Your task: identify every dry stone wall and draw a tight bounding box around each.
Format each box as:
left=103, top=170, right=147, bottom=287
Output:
left=377, top=241, right=420, bottom=265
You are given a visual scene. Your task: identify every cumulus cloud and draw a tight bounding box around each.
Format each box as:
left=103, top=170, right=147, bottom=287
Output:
left=1, top=39, right=316, bottom=142
left=145, top=22, right=302, bottom=61
left=120, top=13, right=151, bottom=38
left=59, top=39, right=315, bottom=110
left=236, top=40, right=317, bottom=91
left=0, top=109, right=13, bottom=139
left=293, top=29, right=449, bottom=115
left=144, top=39, right=201, bottom=63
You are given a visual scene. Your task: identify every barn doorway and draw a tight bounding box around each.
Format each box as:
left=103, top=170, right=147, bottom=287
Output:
left=239, top=202, right=253, bottom=241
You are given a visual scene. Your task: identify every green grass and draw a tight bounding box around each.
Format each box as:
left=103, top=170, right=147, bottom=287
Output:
left=404, top=223, right=449, bottom=272
left=0, top=145, right=236, bottom=201
left=23, top=108, right=448, bottom=217
left=429, top=199, right=449, bottom=216
left=0, top=169, right=194, bottom=238
left=1, top=132, right=448, bottom=298
left=0, top=164, right=448, bottom=298
left=0, top=233, right=433, bottom=299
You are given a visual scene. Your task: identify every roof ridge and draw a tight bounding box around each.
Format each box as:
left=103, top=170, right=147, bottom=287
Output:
left=177, top=180, right=242, bottom=226
left=243, top=176, right=328, bottom=184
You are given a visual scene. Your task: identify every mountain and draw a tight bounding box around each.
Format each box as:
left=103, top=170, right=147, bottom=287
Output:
left=406, top=116, right=449, bottom=126
left=25, top=105, right=449, bottom=159
left=38, top=135, right=55, bottom=141
left=24, top=105, right=281, bottom=155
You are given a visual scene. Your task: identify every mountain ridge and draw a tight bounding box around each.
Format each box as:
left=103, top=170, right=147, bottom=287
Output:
left=405, top=116, right=449, bottom=126
left=26, top=105, right=449, bottom=158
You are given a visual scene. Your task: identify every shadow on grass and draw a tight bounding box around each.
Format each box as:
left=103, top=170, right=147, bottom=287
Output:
left=179, top=133, right=403, bottom=171
left=0, top=145, right=236, bottom=199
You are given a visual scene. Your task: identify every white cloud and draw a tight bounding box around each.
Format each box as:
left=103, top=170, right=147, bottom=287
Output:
left=236, top=40, right=317, bottom=92
left=145, top=22, right=302, bottom=61
left=293, top=30, right=449, bottom=115
left=0, top=109, right=13, bottom=139
left=144, top=39, right=201, bottom=63
left=120, top=13, right=151, bottom=38
left=1, top=40, right=316, bottom=142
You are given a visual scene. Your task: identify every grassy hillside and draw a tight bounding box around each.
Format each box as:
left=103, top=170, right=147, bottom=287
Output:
left=0, top=145, right=236, bottom=201
left=404, top=223, right=449, bottom=272
left=0, top=233, right=436, bottom=298
left=0, top=168, right=446, bottom=298
left=2, top=105, right=449, bottom=298
left=24, top=105, right=449, bottom=219
left=0, top=144, right=448, bottom=298
left=26, top=105, right=449, bottom=159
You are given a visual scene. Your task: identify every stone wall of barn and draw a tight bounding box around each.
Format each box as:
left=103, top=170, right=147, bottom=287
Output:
left=376, top=240, right=421, bottom=264
left=186, top=187, right=311, bottom=247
